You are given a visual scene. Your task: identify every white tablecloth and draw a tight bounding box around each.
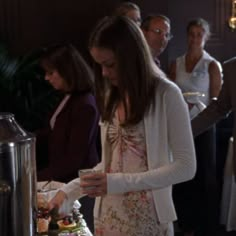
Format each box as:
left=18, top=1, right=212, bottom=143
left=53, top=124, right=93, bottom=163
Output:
left=83, top=227, right=93, bottom=236
left=220, top=137, right=236, bottom=231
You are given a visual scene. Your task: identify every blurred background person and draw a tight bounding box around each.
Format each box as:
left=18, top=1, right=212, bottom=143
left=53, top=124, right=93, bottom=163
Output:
left=192, top=56, right=236, bottom=234
left=141, top=14, right=172, bottom=68
left=113, top=1, right=141, bottom=26
left=36, top=43, right=100, bottom=233
left=169, top=18, right=222, bottom=236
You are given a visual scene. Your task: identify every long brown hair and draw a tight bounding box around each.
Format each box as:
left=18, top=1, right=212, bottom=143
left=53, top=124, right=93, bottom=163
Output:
left=89, top=16, right=164, bottom=125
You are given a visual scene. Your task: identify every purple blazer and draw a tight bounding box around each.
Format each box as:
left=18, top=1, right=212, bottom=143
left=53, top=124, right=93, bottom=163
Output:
left=37, top=92, right=100, bottom=183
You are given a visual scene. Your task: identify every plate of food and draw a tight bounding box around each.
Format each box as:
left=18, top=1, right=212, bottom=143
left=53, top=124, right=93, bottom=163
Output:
left=36, top=205, right=87, bottom=235
left=57, top=215, right=77, bottom=230
left=36, top=182, right=86, bottom=235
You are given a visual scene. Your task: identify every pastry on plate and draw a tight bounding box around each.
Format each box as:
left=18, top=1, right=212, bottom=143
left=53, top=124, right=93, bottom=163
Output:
left=57, top=215, right=77, bottom=230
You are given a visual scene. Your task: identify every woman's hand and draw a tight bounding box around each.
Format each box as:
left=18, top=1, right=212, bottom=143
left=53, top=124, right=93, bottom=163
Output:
left=48, top=190, right=67, bottom=211
left=80, top=172, right=107, bottom=197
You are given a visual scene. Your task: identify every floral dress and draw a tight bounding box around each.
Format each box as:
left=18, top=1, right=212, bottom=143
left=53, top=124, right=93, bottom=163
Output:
left=94, top=112, right=172, bottom=236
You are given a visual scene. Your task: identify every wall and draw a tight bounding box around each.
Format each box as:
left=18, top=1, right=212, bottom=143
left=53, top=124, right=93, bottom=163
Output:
left=0, top=0, right=235, bottom=65
left=0, top=0, right=120, bottom=59
left=168, top=0, right=236, bottom=65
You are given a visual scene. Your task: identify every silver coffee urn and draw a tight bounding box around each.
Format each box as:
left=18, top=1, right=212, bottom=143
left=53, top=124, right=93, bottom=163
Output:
left=0, top=113, right=37, bottom=236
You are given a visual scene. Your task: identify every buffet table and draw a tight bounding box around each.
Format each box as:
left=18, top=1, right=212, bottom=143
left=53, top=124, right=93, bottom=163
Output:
left=36, top=224, right=92, bottom=236
left=220, top=137, right=236, bottom=231
left=37, top=225, right=92, bottom=236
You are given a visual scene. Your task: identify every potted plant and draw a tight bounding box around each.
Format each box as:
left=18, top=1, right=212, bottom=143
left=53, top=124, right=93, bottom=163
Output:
left=0, top=42, right=60, bottom=131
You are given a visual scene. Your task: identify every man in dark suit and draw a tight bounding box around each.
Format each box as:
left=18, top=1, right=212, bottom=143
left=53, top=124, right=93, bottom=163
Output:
left=192, top=57, right=236, bottom=176
left=141, top=14, right=172, bottom=68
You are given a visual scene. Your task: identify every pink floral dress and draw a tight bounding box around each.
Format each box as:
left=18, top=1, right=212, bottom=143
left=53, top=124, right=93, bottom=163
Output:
left=94, top=113, right=171, bottom=236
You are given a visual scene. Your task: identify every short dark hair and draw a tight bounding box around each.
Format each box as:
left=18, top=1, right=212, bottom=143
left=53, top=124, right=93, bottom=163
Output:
left=39, top=44, right=94, bottom=93
left=141, top=14, right=171, bottom=31
left=114, top=2, right=140, bottom=16
left=186, top=18, right=211, bottom=39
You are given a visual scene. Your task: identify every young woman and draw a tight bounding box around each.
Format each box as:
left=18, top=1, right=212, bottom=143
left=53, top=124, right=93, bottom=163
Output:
left=49, top=17, right=196, bottom=236
left=169, top=18, right=222, bottom=236
left=169, top=18, right=222, bottom=109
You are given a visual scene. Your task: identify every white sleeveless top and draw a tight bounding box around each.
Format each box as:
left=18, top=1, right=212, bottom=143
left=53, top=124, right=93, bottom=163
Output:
left=175, top=50, right=221, bottom=106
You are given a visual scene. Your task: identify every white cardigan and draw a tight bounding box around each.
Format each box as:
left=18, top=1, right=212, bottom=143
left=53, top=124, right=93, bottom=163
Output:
left=62, top=77, right=196, bottom=223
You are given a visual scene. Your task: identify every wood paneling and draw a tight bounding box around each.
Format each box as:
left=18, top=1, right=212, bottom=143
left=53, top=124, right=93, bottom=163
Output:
left=0, top=0, right=21, bottom=48
left=0, top=0, right=120, bottom=56
left=0, top=0, right=235, bottom=65
left=168, top=0, right=236, bottom=64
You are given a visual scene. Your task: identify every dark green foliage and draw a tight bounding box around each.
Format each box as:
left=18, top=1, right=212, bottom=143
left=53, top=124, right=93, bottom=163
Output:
left=0, top=42, right=61, bottom=131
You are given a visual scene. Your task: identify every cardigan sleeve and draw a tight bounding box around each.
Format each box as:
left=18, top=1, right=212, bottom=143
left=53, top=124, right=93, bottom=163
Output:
left=60, top=161, right=104, bottom=202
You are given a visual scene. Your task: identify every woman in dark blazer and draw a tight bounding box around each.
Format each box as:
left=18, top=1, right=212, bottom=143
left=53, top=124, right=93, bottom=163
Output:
left=36, top=43, right=99, bottom=233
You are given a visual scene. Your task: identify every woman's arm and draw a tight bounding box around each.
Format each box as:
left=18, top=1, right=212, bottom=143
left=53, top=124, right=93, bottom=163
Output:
left=49, top=161, right=104, bottom=205
left=208, top=60, right=222, bottom=98
left=84, top=83, right=196, bottom=195
left=192, top=60, right=232, bottom=136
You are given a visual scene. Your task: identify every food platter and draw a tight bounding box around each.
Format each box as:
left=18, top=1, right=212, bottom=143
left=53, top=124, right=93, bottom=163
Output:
left=36, top=206, right=88, bottom=236
left=36, top=181, right=89, bottom=236
left=36, top=220, right=87, bottom=236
